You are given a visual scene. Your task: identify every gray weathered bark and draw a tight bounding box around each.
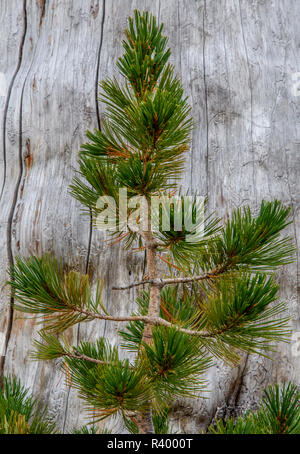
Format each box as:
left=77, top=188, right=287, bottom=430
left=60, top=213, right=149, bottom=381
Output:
left=0, top=0, right=299, bottom=433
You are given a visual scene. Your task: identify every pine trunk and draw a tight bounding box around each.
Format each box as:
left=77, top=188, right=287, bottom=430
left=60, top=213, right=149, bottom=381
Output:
left=136, top=226, right=161, bottom=434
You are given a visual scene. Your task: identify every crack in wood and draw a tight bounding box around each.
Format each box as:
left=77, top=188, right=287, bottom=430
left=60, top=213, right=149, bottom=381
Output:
left=202, top=0, right=209, bottom=200
left=0, top=0, right=28, bottom=204
left=37, top=0, right=46, bottom=28
left=226, top=352, right=249, bottom=412
left=0, top=0, right=28, bottom=386
left=238, top=0, right=256, bottom=198
left=284, top=148, right=299, bottom=305
left=204, top=353, right=249, bottom=431
left=95, top=0, right=106, bottom=131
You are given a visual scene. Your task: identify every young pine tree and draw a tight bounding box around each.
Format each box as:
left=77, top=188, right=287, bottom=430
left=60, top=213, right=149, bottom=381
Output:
left=8, top=11, right=295, bottom=434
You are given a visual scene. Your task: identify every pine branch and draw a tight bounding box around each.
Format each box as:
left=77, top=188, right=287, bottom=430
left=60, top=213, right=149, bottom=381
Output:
left=65, top=351, right=109, bottom=367
left=31, top=332, right=135, bottom=369
left=10, top=255, right=290, bottom=348
left=202, top=200, right=295, bottom=272
left=112, top=264, right=228, bottom=290
left=73, top=305, right=212, bottom=338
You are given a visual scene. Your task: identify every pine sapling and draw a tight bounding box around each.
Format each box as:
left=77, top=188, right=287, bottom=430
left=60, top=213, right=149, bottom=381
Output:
left=8, top=11, right=295, bottom=434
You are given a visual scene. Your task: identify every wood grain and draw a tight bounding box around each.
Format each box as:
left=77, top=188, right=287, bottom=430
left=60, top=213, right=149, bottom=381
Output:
left=0, top=0, right=299, bottom=433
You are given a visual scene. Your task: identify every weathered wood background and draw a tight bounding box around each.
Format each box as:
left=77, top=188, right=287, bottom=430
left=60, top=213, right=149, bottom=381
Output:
left=0, top=0, right=299, bottom=433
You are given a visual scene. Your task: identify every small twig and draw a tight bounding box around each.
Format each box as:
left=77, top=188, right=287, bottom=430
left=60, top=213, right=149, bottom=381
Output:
left=112, top=269, right=225, bottom=291
left=112, top=278, right=162, bottom=290
left=65, top=351, right=107, bottom=366
left=64, top=351, right=134, bottom=369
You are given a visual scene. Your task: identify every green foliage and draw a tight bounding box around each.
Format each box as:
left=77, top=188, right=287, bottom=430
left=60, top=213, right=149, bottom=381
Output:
left=201, top=200, right=295, bottom=273
left=142, top=327, right=211, bottom=404
left=70, top=158, right=121, bottom=217
left=119, top=287, right=201, bottom=352
left=117, top=10, right=170, bottom=97
left=255, top=383, right=300, bottom=434
left=31, top=331, right=68, bottom=361
left=9, top=255, right=105, bottom=332
left=70, top=10, right=193, bottom=228
left=119, top=272, right=290, bottom=364
left=0, top=376, right=57, bottom=434
left=208, top=414, right=257, bottom=434
left=64, top=339, right=150, bottom=424
left=152, top=195, right=221, bottom=266
left=199, top=271, right=290, bottom=356
left=72, top=425, right=111, bottom=434
left=32, top=329, right=209, bottom=429
left=209, top=382, right=300, bottom=434
left=152, top=407, right=172, bottom=434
